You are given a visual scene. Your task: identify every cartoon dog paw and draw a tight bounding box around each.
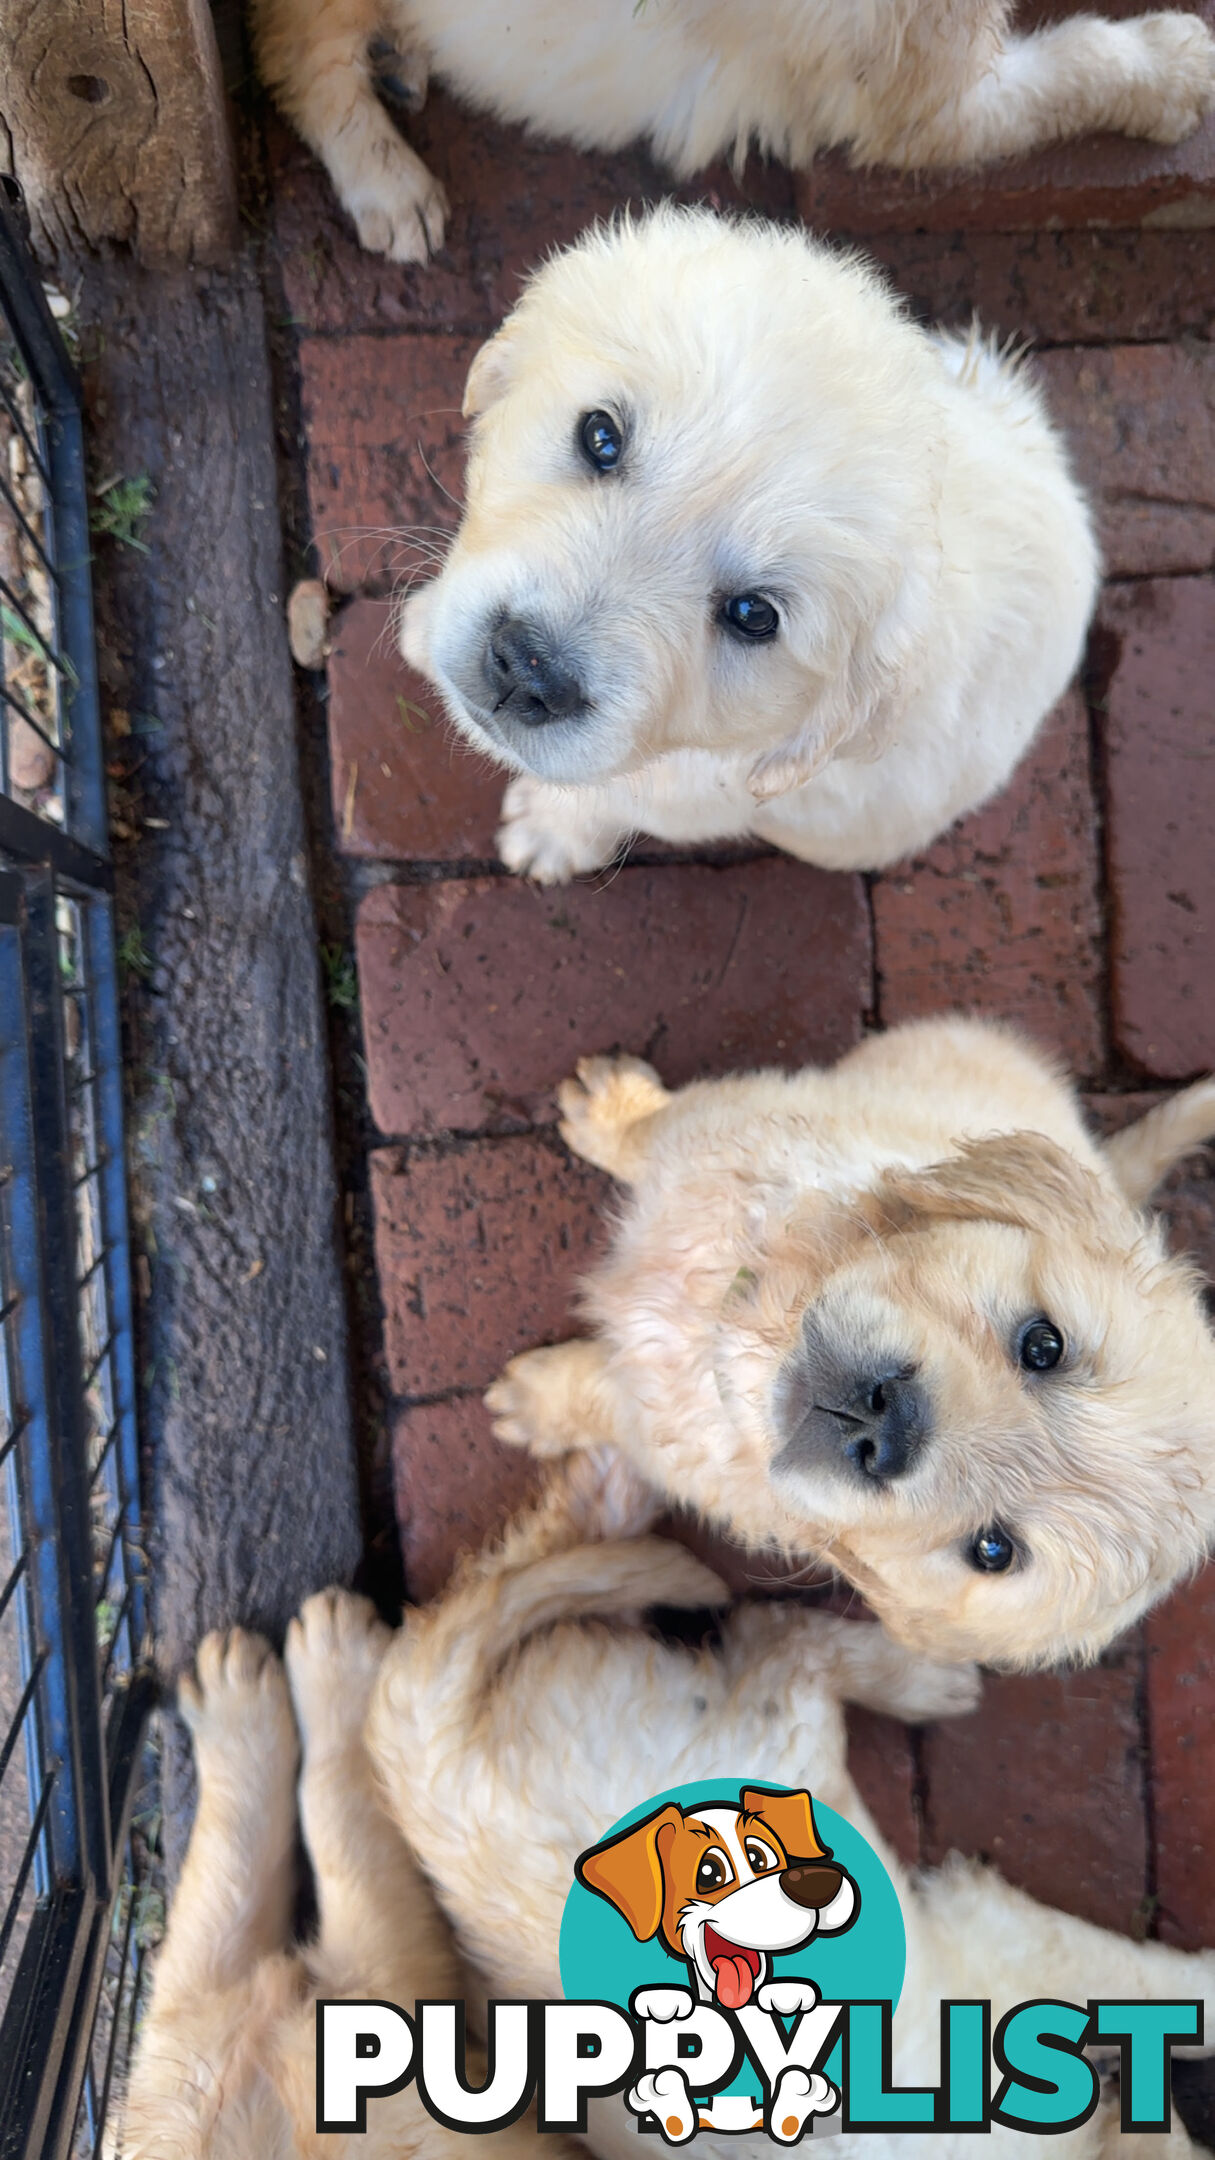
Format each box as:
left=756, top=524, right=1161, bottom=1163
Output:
left=630, top=2067, right=698, bottom=2144
left=768, top=2066, right=840, bottom=2143
left=632, top=1985, right=696, bottom=2023
left=757, top=1978, right=821, bottom=2019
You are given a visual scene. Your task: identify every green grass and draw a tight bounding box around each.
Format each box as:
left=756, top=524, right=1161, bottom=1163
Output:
left=90, top=473, right=154, bottom=552
left=320, top=942, right=358, bottom=1011
left=117, top=926, right=154, bottom=980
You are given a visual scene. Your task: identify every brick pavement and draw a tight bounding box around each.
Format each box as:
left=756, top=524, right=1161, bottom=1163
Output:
left=269, top=85, right=1215, bottom=1927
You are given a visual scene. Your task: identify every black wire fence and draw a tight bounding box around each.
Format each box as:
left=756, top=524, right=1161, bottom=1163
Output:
left=0, top=193, right=156, bottom=2160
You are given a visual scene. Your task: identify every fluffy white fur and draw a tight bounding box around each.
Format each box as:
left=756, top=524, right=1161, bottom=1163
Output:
left=118, top=1594, right=570, bottom=2160
left=485, top=1016, right=1215, bottom=1668
left=249, top=0, right=1215, bottom=264
left=396, top=208, right=1100, bottom=881
left=369, top=1448, right=1215, bottom=2160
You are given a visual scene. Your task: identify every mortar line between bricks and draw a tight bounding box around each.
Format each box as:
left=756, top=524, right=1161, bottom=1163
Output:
left=1137, top=1625, right=1161, bottom=1940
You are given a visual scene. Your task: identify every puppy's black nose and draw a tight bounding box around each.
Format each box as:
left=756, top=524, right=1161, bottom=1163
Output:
left=829, top=1368, right=928, bottom=1482
left=484, top=616, right=587, bottom=725
left=780, top=1862, right=844, bottom=1910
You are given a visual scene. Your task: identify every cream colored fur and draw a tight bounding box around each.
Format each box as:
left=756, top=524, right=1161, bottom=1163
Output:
left=484, top=1017, right=1215, bottom=1668
left=119, top=1594, right=565, bottom=2160
left=368, top=1449, right=1215, bottom=2160
left=249, top=0, right=1215, bottom=262
left=396, top=208, right=1100, bottom=879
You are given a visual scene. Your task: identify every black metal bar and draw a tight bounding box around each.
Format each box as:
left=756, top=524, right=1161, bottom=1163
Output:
left=16, top=874, right=110, bottom=1887
left=0, top=1885, right=95, bottom=2160
left=89, top=1875, right=136, bottom=2150
left=0, top=911, right=88, bottom=1889
left=0, top=1543, right=26, bottom=1628
left=0, top=676, right=62, bottom=761
left=78, top=1333, right=115, bottom=1399
left=96, top=1584, right=131, bottom=1696
left=0, top=1641, right=45, bottom=1787
left=85, top=1425, right=117, bottom=1495
left=91, top=1513, right=124, bottom=1604
left=0, top=372, right=53, bottom=493
left=0, top=794, right=111, bottom=889
left=0, top=570, right=70, bottom=677
left=0, top=1766, right=56, bottom=1977
left=0, top=466, right=59, bottom=593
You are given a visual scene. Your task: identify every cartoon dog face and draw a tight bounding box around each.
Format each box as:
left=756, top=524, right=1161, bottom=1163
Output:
left=576, top=1787, right=858, bottom=2008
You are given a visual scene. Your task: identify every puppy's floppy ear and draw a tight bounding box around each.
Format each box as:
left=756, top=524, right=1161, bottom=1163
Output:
left=576, top=1805, right=682, bottom=1942
left=462, top=326, right=520, bottom=419
left=1102, top=1077, right=1215, bottom=1209
left=740, top=1787, right=829, bottom=1865
left=874, top=1131, right=1118, bottom=1241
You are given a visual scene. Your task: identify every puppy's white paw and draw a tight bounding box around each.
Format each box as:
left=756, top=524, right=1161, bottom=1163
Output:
left=179, top=1627, right=297, bottom=1772
left=769, top=2067, right=839, bottom=2142
left=899, top=1656, right=983, bottom=1723
left=633, top=1986, right=696, bottom=2023
left=485, top=1341, right=601, bottom=1457
left=1126, top=13, right=1215, bottom=142
left=757, top=1978, right=821, bottom=2019
left=344, top=140, right=448, bottom=263
left=285, top=1587, right=392, bottom=1745
left=630, top=2068, right=697, bottom=2143
left=557, top=1054, right=667, bottom=1170
left=496, top=774, right=616, bottom=883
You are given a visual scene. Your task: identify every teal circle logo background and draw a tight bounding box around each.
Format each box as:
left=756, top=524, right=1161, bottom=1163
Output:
left=558, top=1779, right=905, bottom=2089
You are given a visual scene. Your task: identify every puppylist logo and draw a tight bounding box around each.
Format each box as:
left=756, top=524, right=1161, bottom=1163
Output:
left=316, top=1779, right=1202, bottom=2141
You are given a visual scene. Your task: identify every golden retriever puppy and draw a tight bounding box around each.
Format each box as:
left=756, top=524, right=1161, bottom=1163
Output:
left=484, top=1015, right=1215, bottom=1669
left=249, top=0, right=1215, bottom=264
left=368, top=1449, right=1215, bottom=2160
left=397, top=208, right=1100, bottom=883
left=119, top=1592, right=554, bottom=2160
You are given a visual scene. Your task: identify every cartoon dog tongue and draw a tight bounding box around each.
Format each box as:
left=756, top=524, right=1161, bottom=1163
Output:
left=712, top=1950, right=755, bottom=2010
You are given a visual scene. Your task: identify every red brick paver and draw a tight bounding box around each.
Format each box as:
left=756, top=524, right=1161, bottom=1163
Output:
left=272, top=78, right=1215, bottom=1944
left=357, top=861, right=870, bottom=1136
left=1101, top=576, right=1215, bottom=1077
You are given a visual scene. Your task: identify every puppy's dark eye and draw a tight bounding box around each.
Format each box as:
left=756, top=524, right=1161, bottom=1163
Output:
left=1019, top=1318, right=1065, bottom=1373
left=696, top=1852, right=730, bottom=1894
left=968, top=1525, right=1016, bottom=1574
left=744, top=1839, right=776, bottom=1874
left=719, top=593, right=779, bottom=642
left=578, top=410, right=623, bottom=472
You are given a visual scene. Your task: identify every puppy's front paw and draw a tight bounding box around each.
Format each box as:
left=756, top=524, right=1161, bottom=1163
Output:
left=630, top=2068, right=697, bottom=2144
left=901, top=1656, right=983, bottom=1722
left=285, top=1588, right=392, bottom=1746
left=1127, top=13, right=1215, bottom=142
left=485, top=1340, right=605, bottom=1457
left=179, top=1628, right=297, bottom=1773
left=633, top=1986, right=695, bottom=2022
left=757, top=1978, right=820, bottom=2018
left=496, top=774, right=616, bottom=883
left=558, top=1053, right=667, bottom=1172
left=345, top=140, right=448, bottom=262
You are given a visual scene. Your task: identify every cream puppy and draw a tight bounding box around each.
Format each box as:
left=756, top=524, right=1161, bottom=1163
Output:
left=485, top=1016, right=1215, bottom=1668
left=368, top=1449, right=1215, bottom=2160
left=119, top=1593, right=564, bottom=2160
left=249, top=0, right=1215, bottom=265
left=397, top=209, right=1100, bottom=883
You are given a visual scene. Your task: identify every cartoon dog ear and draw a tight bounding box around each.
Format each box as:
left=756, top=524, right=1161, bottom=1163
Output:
left=740, top=1788, right=828, bottom=1864
left=575, top=1805, right=683, bottom=1942
left=462, top=326, right=520, bottom=419
left=873, top=1132, right=1121, bottom=1244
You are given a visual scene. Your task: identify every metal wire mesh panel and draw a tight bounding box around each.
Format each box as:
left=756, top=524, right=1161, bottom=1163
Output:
left=0, top=195, right=156, bottom=2160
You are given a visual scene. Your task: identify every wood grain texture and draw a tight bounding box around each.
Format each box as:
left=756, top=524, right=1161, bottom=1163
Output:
left=0, top=0, right=238, bottom=265
left=78, top=254, right=361, bottom=1869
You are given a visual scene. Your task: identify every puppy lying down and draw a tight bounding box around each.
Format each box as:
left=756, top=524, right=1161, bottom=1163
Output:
left=250, top=0, right=1215, bottom=265
left=485, top=1015, right=1215, bottom=1668
left=119, top=1594, right=568, bottom=2160
left=400, top=209, right=1100, bottom=883
left=369, top=1450, right=1215, bottom=2160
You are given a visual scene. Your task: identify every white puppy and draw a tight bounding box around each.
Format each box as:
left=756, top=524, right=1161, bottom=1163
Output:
left=486, top=1016, right=1215, bottom=1669
left=396, top=208, right=1100, bottom=882
left=368, top=1450, right=1215, bottom=2160
left=250, top=0, right=1215, bottom=265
